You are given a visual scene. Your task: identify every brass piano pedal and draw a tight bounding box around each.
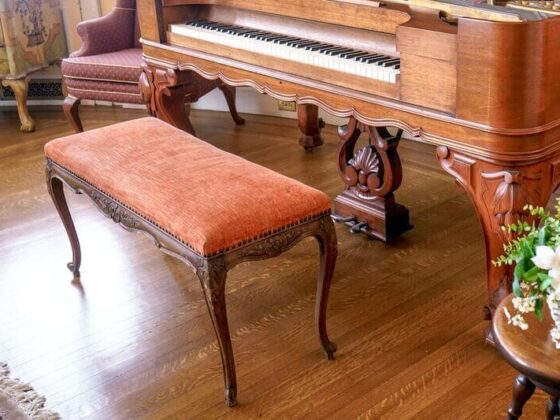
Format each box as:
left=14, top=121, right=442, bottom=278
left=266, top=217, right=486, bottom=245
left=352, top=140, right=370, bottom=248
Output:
left=331, top=214, right=370, bottom=234
left=350, top=221, right=369, bottom=234
left=330, top=214, right=356, bottom=224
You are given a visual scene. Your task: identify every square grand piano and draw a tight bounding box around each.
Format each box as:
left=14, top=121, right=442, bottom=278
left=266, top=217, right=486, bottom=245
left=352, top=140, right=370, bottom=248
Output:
left=136, top=0, right=560, bottom=341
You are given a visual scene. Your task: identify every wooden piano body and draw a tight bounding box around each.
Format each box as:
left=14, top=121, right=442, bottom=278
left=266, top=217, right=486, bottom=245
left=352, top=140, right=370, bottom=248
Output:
left=137, top=0, right=560, bottom=337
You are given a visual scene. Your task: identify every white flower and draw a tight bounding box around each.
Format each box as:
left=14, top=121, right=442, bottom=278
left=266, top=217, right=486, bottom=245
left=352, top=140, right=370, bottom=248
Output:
left=531, top=246, right=560, bottom=290
left=504, top=307, right=529, bottom=330
left=551, top=327, right=560, bottom=350
left=549, top=289, right=560, bottom=308
left=512, top=297, right=536, bottom=314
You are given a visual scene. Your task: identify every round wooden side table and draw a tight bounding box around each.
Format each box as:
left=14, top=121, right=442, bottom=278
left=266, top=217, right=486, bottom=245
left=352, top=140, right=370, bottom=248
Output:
left=494, top=294, right=560, bottom=419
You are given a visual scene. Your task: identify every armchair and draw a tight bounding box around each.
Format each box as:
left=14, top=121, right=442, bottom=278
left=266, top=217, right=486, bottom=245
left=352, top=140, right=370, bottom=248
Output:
left=61, top=0, right=244, bottom=133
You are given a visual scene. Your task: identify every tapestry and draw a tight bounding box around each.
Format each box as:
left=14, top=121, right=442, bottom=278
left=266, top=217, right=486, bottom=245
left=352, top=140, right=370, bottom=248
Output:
left=0, top=0, right=67, bottom=78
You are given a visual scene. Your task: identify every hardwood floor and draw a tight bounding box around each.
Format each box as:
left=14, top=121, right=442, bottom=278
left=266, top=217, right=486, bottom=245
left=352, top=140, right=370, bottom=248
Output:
left=0, top=106, right=548, bottom=419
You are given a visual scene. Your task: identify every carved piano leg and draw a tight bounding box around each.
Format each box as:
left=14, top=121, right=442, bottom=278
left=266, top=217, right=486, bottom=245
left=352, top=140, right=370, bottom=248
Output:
left=219, top=84, right=246, bottom=126
left=139, top=64, right=195, bottom=134
left=436, top=146, right=559, bottom=343
left=333, top=117, right=411, bottom=241
left=298, top=104, right=325, bottom=151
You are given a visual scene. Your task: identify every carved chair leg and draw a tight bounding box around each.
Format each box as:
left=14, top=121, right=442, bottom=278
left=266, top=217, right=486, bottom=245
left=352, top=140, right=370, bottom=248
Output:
left=63, top=96, right=83, bottom=133
left=315, top=221, right=338, bottom=360
left=507, top=375, right=536, bottom=419
left=46, top=173, right=81, bottom=278
left=219, top=85, right=245, bottom=126
left=546, top=396, right=559, bottom=420
left=297, top=104, right=324, bottom=151
left=196, top=258, right=237, bottom=407
left=2, top=78, right=35, bottom=132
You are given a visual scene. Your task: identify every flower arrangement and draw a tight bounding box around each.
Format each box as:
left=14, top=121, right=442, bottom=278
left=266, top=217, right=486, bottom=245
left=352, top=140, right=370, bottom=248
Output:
left=494, top=201, right=560, bottom=349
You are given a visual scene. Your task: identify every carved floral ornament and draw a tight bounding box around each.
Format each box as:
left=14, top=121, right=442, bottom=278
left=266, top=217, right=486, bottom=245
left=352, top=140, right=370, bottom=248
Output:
left=89, top=191, right=138, bottom=229
left=482, top=170, right=543, bottom=232
left=436, top=146, right=547, bottom=237
left=338, top=118, right=403, bottom=200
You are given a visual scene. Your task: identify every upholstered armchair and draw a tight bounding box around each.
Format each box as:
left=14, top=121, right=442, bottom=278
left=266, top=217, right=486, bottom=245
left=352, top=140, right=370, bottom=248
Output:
left=0, top=0, right=67, bottom=132
left=61, top=0, right=244, bottom=133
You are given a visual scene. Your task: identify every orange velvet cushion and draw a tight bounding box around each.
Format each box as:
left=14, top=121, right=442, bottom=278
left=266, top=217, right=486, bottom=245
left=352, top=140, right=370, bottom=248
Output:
left=45, top=118, right=331, bottom=257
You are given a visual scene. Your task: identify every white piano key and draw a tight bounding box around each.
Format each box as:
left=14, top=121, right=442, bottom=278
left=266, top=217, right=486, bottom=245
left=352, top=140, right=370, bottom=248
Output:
left=170, top=22, right=399, bottom=84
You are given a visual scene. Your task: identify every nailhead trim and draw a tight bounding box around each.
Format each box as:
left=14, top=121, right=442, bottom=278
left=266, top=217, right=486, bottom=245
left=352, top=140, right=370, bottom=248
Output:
left=47, top=159, right=331, bottom=258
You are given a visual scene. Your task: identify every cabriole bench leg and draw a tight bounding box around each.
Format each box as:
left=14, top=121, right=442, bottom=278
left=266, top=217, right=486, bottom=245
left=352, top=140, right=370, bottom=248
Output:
left=315, top=222, right=338, bottom=360
left=196, top=258, right=237, bottom=407
left=46, top=173, right=82, bottom=279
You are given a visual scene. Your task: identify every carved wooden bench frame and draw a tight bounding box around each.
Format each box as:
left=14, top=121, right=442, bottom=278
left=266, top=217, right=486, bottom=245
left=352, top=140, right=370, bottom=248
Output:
left=46, top=159, right=337, bottom=407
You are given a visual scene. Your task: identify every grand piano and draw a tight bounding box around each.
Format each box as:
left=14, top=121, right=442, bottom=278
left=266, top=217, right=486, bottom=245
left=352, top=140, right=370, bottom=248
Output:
left=136, top=0, right=560, bottom=339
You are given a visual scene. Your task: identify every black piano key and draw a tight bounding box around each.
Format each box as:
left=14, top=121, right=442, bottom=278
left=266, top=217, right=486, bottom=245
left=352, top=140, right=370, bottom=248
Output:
left=272, top=36, right=294, bottom=43
left=306, top=43, right=333, bottom=51
left=254, top=33, right=273, bottom=40
left=286, top=39, right=311, bottom=47
left=356, top=54, right=383, bottom=62
left=381, top=59, right=400, bottom=67
left=326, top=48, right=353, bottom=56
left=365, top=56, right=390, bottom=64
left=344, top=51, right=369, bottom=59
left=223, top=26, right=245, bottom=32
left=204, top=22, right=228, bottom=29
left=263, top=34, right=287, bottom=42
left=376, top=57, right=396, bottom=65
left=215, top=25, right=235, bottom=32
left=189, top=20, right=208, bottom=27
left=394, top=64, right=400, bottom=69
left=195, top=21, right=215, bottom=28
left=340, top=50, right=364, bottom=58
left=235, top=29, right=257, bottom=35
left=321, top=46, right=344, bottom=54
left=275, top=37, right=301, bottom=45
left=317, top=45, right=337, bottom=53
left=242, top=31, right=263, bottom=38
left=295, top=41, right=320, bottom=48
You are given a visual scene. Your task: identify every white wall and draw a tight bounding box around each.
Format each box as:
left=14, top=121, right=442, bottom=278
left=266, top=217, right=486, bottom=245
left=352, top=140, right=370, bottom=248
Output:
left=191, top=87, right=345, bottom=126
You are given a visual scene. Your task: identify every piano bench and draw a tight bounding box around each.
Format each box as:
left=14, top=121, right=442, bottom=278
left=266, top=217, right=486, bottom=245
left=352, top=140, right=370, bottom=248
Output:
left=44, top=117, right=337, bottom=407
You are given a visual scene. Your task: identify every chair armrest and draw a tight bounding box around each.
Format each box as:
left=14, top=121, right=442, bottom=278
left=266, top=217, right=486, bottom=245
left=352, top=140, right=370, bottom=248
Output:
left=71, top=5, right=136, bottom=58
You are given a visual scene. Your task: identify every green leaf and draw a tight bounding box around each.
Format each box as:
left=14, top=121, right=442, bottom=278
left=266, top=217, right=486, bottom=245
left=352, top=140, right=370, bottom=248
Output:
left=540, top=277, right=553, bottom=291
left=512, top=277, right=522, bottom=297
left=521, top=241, right=535, bottom=259
left=523, top=266, right=540, bottom=282
left=535, top=299, right=543, bottom=321
left=538, top=226, right=548, bottom=246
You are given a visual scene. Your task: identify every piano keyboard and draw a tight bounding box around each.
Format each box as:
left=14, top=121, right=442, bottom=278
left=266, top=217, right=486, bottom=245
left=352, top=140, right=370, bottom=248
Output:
left=170, top=20, right=400, bottom=84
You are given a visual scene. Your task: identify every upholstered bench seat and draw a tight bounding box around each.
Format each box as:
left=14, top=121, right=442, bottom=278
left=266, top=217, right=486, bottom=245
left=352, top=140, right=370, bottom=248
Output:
left=45, top=118, right=331, bottom=256
left=45, top=117, right=337, bottom=406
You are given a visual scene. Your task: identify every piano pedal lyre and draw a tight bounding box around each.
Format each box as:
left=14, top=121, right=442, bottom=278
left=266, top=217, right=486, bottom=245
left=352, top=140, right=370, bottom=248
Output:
left=332, top=118, right=412, bottom=242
